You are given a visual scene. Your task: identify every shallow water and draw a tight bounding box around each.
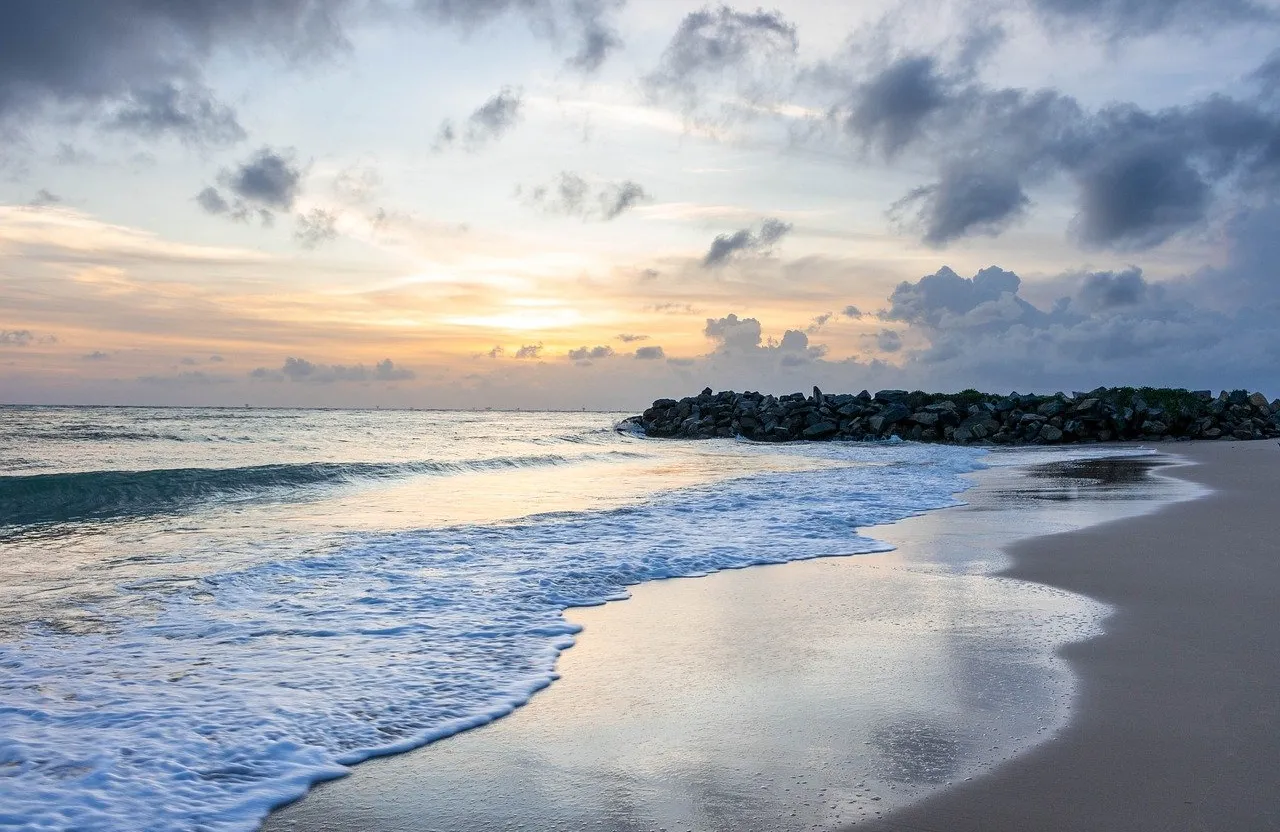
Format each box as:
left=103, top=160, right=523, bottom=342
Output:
left=264, top=455, right=1201, bottom=832
left=0, top=406, right=1167, bottom=830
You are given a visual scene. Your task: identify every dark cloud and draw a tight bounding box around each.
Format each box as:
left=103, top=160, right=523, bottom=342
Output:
left=634, top=345, right=666, bottom=360
left=702, top=217, right=793, bottom=267
left=195, top=186, right=230, bottom=215
left=0, top=1, right=356, bottom=142
left=892, top=162, right=1031, bottom=245
left=487, top=345, right=505, bottom=359
left=1027, top=0, right=1276, bottom=37
left=645, top=5, right=798, bottom=118
left=617, top=333, right=649, bottom=342
left=107, top=82, right=245, bottom=146
left=295, top=208, right=339, bottom=248
left=83, top=350, right=110, bottom=361
left=845, top=56, right=952, bottom=159
left=0, top=0, right=624, bottom=148
left=568, top=345, right=615, bottom=360
left=830, top=51, right=1280, bottom=250
left=842, top=305, right=863, bottom=319
left=1073, top=267, right=1150, bottom=311
left=514, top=343, right=543, bottom=359
left=521, top=171, right=651, bottom=221
left=198, top=146, right=305, bottom=225
left=435, top=87, right=523, bottom=151
left=251, top=356, right=415, bottom=384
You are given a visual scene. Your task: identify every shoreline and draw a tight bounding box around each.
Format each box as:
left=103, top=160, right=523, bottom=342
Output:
left=858, top=439, right=1280, bottom=831
left=264, top=446, right=1198, bottom=831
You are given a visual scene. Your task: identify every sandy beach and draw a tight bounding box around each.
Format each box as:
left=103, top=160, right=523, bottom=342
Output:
left=259, top=440, right=1276, bottom=832
left=860, top=440, right=1280, bottom=832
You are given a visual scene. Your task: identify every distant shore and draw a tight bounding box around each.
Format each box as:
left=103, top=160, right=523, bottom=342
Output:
left=626, top=386, right=1280, bottom=444
left=858, top=440, right=1280, bottom=832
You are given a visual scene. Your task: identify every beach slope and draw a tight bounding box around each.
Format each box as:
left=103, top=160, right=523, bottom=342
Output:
left=861, top=440, right=1280, bottom=832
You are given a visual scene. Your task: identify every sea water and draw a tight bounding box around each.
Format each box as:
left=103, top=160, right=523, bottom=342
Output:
left=0, top=406, right=1151, bottom=831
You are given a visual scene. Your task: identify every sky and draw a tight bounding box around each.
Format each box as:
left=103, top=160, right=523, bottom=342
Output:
left=3, top=0, right=1280, bottom=409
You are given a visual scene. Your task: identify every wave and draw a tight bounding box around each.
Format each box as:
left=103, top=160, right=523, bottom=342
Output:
left=0, top=453, right=635, bottom=527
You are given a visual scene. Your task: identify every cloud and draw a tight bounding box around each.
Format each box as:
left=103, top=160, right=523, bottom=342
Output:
left=415, top=0, right=623, bottom=72
left=28, top=189, right=60, bottom=207
left=251, top=356, right=415, bottom=384
left=295, top=208, right=339, bottom=248
left=434, top=87, right=523, bottom=151
left=704, top=313, right=763, bottom=350
left=521, top=172, right=652, bottom=221
left=195, top=186, right=230, bottom=215
left=826, top=50, right=1280, bottom=250
left=617, top=333, right=649, bottom=342
left=568, top=345, right=615, bottom=360
left=842, top=305, right=864, bottom=319
left=634, top=345, right=666, bottom=359
left=0, top=330, right=34, bottom=346
left=645, top=5, right=799, bottom=119
left=139, top=370, right=232, bottom=386
left=0, top=2, right=356, bottom=142
left=83, top=350, right=110, bottom=361
left=107, top=82, right=245, bottom=146
left=514, top=343, right=543, bottom=359
left=875, top=329, right=903, bottom=353
left=486, top=345, right=505, bottom=359
left=844, top=56, right=953, bottom=160
left=805, top=311, right=833, bottom=334
left=702, top=217, right=793, bottom=267
left=198, top=146, right=305, bottom=225
left=1026, top=0, right=1276, bottom=37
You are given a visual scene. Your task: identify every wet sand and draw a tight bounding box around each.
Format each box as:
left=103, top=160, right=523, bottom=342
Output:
left=263, top=446, right=1209, bottom=832
left=859, top=439, right=1280, bottom=832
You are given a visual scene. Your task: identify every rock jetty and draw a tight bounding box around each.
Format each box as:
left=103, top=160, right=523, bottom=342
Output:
left=624, top=387, right=1280, bottom=444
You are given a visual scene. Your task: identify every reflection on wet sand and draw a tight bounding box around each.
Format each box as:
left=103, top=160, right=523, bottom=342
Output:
left=264, top=453, right=1202, bottom=832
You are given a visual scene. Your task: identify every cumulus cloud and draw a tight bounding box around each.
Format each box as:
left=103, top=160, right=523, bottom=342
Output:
left=702, top=217, right=793, bottom=267
left=521, top=172, right=652, bottom=221
left=645, top=5, right=799, bottom=119
left=805, top=312, right=833, bottom=334
left=704, top=313, right=763, bottom=350
left=634, top=345, right=666, bottom=359
left=434, top=87, right=523, bottom=151
left=827, top=50, right=1280, bottom=250
left=250, top=356, right=415, bottom=384
left=197, top=146, right=305, bottom=225
left=514, top=343, right=543, bottom=359
left=568, top=345, right=615, bottom=360
left=842, top=305, right=864, bottom=319
left=295, top=208, right=339, bottom=248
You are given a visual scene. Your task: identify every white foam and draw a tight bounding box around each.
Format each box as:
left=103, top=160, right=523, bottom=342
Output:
left=0, top=440, right=1131, bottom=830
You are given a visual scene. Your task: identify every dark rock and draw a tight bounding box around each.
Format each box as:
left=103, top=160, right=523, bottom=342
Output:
left=803, top=421, right=839, bottom=439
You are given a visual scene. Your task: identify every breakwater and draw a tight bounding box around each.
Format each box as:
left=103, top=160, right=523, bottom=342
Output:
left=624, top=387, right=1280, bottom=444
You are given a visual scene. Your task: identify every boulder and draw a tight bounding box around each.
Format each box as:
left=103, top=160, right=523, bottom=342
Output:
left=802, top=421, right=839, bottom=439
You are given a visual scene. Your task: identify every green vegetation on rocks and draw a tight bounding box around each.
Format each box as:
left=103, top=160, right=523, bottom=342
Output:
left=624, top=386, right=1280, bottom=445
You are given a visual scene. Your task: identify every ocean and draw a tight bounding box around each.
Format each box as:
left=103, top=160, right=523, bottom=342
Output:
left=0, top=406, right=1154, bottom=830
